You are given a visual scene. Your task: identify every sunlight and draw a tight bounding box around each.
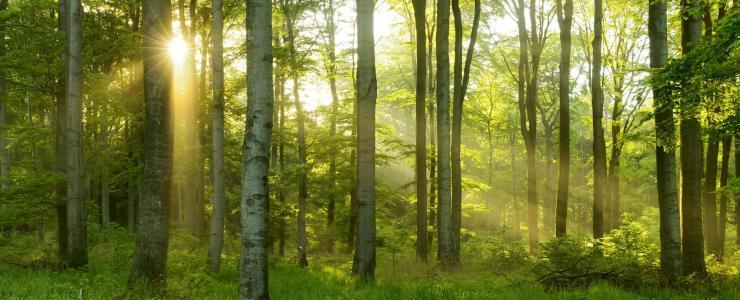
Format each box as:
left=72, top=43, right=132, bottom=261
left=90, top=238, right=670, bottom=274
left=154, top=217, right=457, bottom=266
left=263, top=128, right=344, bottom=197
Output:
left=168, top=37, right=187, bottom=65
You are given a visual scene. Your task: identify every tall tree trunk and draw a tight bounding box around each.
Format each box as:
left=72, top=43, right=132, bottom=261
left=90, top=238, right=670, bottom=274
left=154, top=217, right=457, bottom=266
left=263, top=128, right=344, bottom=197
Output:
left=679, top=0, right=706, bottom=277
left=0, top=0, right=10, bottom=238
left=591, top=0, right=606, bottom=240
left=352, top=0, right=377, bottom=282
left=554, top=0, right=572, bottom=238
left=450, top=0, right=481, bottom=265
left=54, top=0, right=69, bottom=260
left=323, top=0, right=339, bottom=254
left=279, top=83, right=287, bottom=257
left=718, top=136, right=731, bottom=260
left=412, top=0, right=428, bottom=262
left=129, top=0, right=172, bottom=287
left=434, top=0, right=453, bottom=267
left=101, top=101, right=109, bottom=227
left=426, top=13, right=437, bottom=249
left=239, top=0, right=273, bottom=297
left=607, top=89, right=622, bottom=232
left=65, top=0, right=87, bottom=268
left=207, top=0, right=226, bottom=274
left=703, top=140, right=720, bottom=256
left=510, top=116, right=521, bottom=239
left=649, top=0, right=681, bottom=283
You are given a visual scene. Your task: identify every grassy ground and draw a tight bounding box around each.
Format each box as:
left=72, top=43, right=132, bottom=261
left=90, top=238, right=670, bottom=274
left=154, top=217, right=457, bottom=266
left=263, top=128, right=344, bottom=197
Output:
left=1, top=228, right=738, bottom=299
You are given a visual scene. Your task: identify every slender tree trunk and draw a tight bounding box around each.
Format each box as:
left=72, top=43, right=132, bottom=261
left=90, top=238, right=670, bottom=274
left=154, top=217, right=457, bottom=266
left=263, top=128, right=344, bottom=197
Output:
left=554, top=0, right=572, bottom=237
left=679, top=0, right=706, bottom=277
left=207, top=0, right=226, bottom=274
left=323, top=0, right=339, bottom=254
left=65, top=0, right=87, bottom=268
left=426, top=12, right=437, bottom=250
left=239, top=0, right=273, bottom=298
left=649, top=0, right=681, bottom=283
left=352, top=0, right=377, bottom=282
left=101, top=101, right=110, bottom=227
left=703, top=140, right=720, bottom=256
left=279, top=84, right=287, bottom=257
left=55, top=0, right=69, bottom=258
left=718, top=136, right=731, bottom=260
left=412, top=0, right=428, bottom=262
left=0, top=0, right=10, bottom=239
left=735, top=134, right=739, bottom=246
left=510, top=117, right=521, bottom=239
left=434, top=0, right=453, bottom=267
left=129, top=0, right=172, bottom=287
left=591, top=0, right=606, bottom=240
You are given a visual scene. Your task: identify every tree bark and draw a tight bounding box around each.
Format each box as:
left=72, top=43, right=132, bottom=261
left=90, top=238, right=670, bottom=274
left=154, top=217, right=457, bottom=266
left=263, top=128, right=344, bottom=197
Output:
left=54, top=0, right=69, bottom=260
left=65, top=0, right=87, bottom=268
left=718, top=136, right=731, bottom=260
left=324, top=0, right=339, bottom=254
left=591, top=0, right=607, bottom=240
left=412, top=0, right=428, bottom=262
left=238, top=0, right=273, bottom=298
left=101, top=101, right=109, bottom=227
left=207, top=0, right=226, bottom=274
left=735, top=134, right=739, bottom=246
left=679, top=0, right=706, bottom=277
left=703, top=140, right=720, bottom=257
left=129, top=0, right=172, bottom=288
left=0, top=0, right=10, bottom=238
left=352, top=0, right=377, bottom=282
left=555, top=1, right=572, bottom=239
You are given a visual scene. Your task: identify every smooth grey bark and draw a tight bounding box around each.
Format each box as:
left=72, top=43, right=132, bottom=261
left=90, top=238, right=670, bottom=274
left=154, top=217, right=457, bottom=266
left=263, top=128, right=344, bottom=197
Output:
left=679, top=0, right=706, bottom=277
left=591, top=0, right=606, bottom=240
left=450, top=0, right=480, bottom=264
left=208, top=0, right=226, bottom=274
left=412, top=0, right=428, bottom=262
left=65, top=0, right=87, bottom=268
left=353, top=0, right=377, bottom=282
left=435, top=0, right=454, bottom=268
left=239, top=0, right=273, bottom=298
left=718, top=136, right=731, bottom=259
left=129, top=0, right=172, bottom=288
left=649, top=0, right=681, bottom=283
left=555, top=0, right=572, bottom=239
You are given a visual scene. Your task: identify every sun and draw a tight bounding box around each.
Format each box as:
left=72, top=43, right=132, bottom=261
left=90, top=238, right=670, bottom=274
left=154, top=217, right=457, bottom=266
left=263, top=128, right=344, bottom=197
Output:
left=168, top=38, right=187, bottom=64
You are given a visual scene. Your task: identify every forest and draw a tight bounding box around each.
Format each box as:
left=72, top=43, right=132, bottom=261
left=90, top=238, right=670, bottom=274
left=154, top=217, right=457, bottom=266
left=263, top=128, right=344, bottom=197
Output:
left=0, top=0, right=738, bottom=298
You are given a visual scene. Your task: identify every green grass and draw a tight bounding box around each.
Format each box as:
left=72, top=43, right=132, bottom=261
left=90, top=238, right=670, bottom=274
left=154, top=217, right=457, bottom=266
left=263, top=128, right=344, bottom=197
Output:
left=1, top=229, right=738, bottom=299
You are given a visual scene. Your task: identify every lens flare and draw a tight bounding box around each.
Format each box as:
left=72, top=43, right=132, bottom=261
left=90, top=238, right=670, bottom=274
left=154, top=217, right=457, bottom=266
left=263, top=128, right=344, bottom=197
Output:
left=168, top=38, right=187, bottom=64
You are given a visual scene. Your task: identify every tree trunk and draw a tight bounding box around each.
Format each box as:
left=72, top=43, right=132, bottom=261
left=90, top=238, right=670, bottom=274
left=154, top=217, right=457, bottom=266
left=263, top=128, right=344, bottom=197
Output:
left=412, top=0, right=428, bottom=262
left=591, top=0, right=606, bottom=240
left=703, top=140, right=720, bottom=257
left=352, top=0, right=377, bottom=282
left=554, top=1, right=572, bottom=239
left=101, top=101, right=110, bottom=227
left=279, top=82, right=287, bottom=257
left=129, top=0, right=172, bottom=288
left=65, top=0, right=87, bottom=268
left=207, top=0, right=226, bottom=274
left=735, top=134, right=739, bottom=246
left=434, top=0, right=453, bottom=268
left=55, top=0, right=70, bottom=259
left=238, top=0, right=273, bottom=297
left=543, top=126, right=554, bottom=238
left=679, top=0, right=706, bottom=277
left=322, top=0, right=340, bottom=254
left=0, top=0, right=10, bottom=239
left=718, top=136, right=731, bottom=260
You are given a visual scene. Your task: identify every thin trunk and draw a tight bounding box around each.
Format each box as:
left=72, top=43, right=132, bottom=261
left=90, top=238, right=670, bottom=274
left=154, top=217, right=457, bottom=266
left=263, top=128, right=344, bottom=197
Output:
left=207, top=0, right=226, bottom=274
left=718, top=136, right=731, bottom=259
left=735, top=134, right=739, bottom=246
left=607, top=89, right=621, bottom=232
left=412, top=0, right=428, bottom=262
left=543, top=128, right=554, bottom=237
left=0, top=0, right=10, bottom=239
left=239, top=0, right=273, bottom=297
left=435, top=0, right=453, bottom=267
left=65, top=0, right=87, bottom=268
left=352, top=0, right=377, bottom=282
left=324, top=0, right=339, bottom=254
left=56, top=0, right=69, bottom=256
left=101, top=102, right=110, bottom=227
left=679, top=0, right=706, bottom=277
left=279, top=84, right=287, bottom=257
left=591, top=0, right=606, bottom=240
left=703, top=140, right=720, bottom=256
left=129, top=0, right=173, bottom=288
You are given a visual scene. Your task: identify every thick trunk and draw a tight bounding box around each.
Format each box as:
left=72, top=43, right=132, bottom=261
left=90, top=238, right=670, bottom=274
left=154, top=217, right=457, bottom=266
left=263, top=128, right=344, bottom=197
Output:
left=555, top=0, right=571, bottom=234
left=65, top=0, right=87, bottom=268
left=718, top=136, right=731, bottom=259
left=679, top=0, right=706, bottom=277
left=352, top=0, right=377, bottom=282
left=649, top=0, right=681, bottom=283
left=129, top=0, right=172, bottom=287
left=55, top=0, right=69, bottom=258
left=591, top=0, right=606, bottom=240
left=703, top=140, right=720, bottom=256
left=238, top=0, right=273, bottom=297
left=207, top=0, right=226, bottom=274
left=412, top=0, right=428, bottom=262
left=434, top=0, right=453, bottom=268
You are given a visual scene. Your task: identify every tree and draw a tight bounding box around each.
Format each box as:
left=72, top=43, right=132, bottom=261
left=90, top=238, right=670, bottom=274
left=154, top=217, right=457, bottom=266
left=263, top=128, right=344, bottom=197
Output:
left=65, top=0, right=87, bottom=268
left=129, top=0, right=173, bottom=287
left=239, top=0, right=273, bottom=297
left=0, top=0, right=9, bottom=237
left=591, top=0, right=607, bottom=240
left=718, top=136, right=731, bottom=259
left=555, top=0, right=573, bottom=237
left=353, top=0, right=377, bottom=282
left=435, top=0, right=454, bottom=267
left=703, top=136, right=720, bottom=256
left=207, top=0, right=226, bottom=274
left=450, top=0, right=480, bottom=264
left=649, top=0, right=681, bottom=283
left=679, top=0, right=706, bottom=277
left=412, top=0, right=428, bottom=262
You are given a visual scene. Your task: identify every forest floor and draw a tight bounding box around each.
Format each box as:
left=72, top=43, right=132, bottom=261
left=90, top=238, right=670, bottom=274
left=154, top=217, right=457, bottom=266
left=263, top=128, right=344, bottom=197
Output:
left=1, top=226, right=738, bottom=299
